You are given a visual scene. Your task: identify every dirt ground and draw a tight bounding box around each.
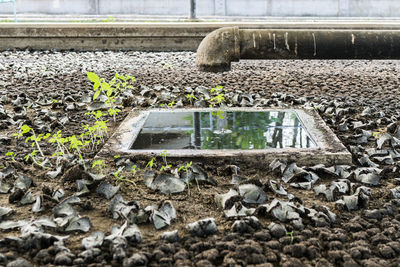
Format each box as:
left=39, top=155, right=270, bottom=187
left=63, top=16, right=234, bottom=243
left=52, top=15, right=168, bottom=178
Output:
left=0, top=51, right=400, bottom=266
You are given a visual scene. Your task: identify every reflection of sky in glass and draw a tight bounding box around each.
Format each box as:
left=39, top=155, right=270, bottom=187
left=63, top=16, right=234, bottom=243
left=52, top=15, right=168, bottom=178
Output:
left=132, top=111, right=316, bottom=150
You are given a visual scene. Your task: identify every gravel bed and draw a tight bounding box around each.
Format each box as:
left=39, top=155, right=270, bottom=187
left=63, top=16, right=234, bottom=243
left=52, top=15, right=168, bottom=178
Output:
left=1, top=50, right=400, bottom=267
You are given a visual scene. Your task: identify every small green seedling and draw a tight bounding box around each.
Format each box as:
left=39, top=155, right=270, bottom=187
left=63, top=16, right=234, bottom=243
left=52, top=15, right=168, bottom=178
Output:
left=210, top=85, right=223, bottom=94
left=178, top=161, right=200, bottom=192
left=286, top=231, right=294, bottom=244
left=178, top=161, right=192, bottom=173
left=114, top=155, right=121, bottom=159
left=208, top=86, right=226, bottom=119
left=146, top=158, right=156, bottom=170
left=14, top=124, right=48, bottom=157
left=163, top=63, right=174, bottom=69
left=24, top=150, right=48, bottom=169
left=372, top=131, right=381, bottom=138
left=210, top=93, right=225, bottom=106
left=184, top=179, right=191, bottom=196
left=186, top=94, right=197, bottom=105
left=48, top=130, right=70, bottom=157
left=87, top=71, right=135, bottom=122
left=5, top=151, right=16, bottom=162
left=68, top=135, right=86, bottom=168
left=160, top=164, right=172, bottom=172
left=130, top=165, right=139, bottom=175
left=160, top=101, right=176, bottom=109
left=92, top=159, right=105, bottom=175
left=113, top=166, right=136, bottom=186
left=160, top=150, right=170, bottom=165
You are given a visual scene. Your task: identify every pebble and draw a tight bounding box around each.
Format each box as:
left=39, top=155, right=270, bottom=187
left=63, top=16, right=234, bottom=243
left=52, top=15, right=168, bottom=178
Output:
left=54, top=251, right=74, bottom=265
left=6, top=257, right=32, bottom=267
left=160, top=230, right=180, bottom=243
left=268, top=222, right=287, bottom=238
left=123, top=253, right=148, bottom=267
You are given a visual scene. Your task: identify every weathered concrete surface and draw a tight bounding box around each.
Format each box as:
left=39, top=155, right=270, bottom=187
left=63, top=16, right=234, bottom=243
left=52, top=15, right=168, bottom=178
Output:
left=3, top=22, right=400, bottom=52
left=97, top=107, right=352, bottom=168
left=2, top=0, right=400, bottom=17
left=196, top=26, right=400, bottom=72
left=0, top=23, right=216, bottom=51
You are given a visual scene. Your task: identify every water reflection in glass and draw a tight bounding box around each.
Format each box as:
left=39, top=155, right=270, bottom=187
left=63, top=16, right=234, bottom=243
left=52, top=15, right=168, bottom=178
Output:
left=132, top=111, right=316, bottom=150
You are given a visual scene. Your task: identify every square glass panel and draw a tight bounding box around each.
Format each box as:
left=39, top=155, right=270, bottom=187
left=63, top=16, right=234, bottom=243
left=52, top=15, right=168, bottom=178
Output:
left=131, top=111, right=316, bottom=150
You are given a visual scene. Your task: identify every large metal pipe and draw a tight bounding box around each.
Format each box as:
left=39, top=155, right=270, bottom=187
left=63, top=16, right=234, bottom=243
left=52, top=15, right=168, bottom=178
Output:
left=196, top=26, right=400, bottom=72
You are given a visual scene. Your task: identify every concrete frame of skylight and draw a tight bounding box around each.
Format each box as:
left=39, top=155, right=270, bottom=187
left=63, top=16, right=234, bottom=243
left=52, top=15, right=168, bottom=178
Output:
left=97, top=107, right=352, bottom=167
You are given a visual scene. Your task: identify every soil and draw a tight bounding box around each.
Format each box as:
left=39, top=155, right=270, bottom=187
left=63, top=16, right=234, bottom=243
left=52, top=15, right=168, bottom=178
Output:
left=0, top=51, right=400, bottom=266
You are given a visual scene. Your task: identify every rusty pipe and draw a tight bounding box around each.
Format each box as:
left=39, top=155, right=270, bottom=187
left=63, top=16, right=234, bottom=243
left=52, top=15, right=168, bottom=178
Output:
left=196, top=26, right=400, bottom=72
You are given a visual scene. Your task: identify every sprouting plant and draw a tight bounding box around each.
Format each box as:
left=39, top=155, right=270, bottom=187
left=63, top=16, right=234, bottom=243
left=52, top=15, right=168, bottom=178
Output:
left=86, top=72, right=135, bottom=122
left=113, top=166, right=124, bottom=179
left=160, top=150, right=170, bottom=165
left=163, top=63, right=174, bottom=69
left=68, top=135, right=85, bottom=168
left=24, top=149, right=48, bottom=169
left=81, top=119, right=108, bottom=150
left=178, top=161, right=192, bottom=173
left=168, top=101, right=176, bottom=108
left=208, top=86, right=226, bottom=119
left=160, top=164, right=172, bottom=172
left=5, top=151, right=16, bottom=162
left=286, top=231, right=294, bottom=244
left=146, top=158, right=156, bottom=170
left=92, top=159, right=105, bottom=175
left=114, top=155, right=121, bottom=159
left=51, top=99, right=58, bottom=104
left=210, top=93, right=225, bottom=106
left=186, top=93, right=197, bottom=105
left=210, top=85, right=223, bottom=94
left=160, top=100, right=176, bottom=109
left=184, top=179, right=191, bottom=196
left=113, top=166, right=136, bottom=186
left=13, top=124, right=48, bottom=158
left=48, top=130, right=71, bottom=157
left=159, top=150, right=172, bottom=172
left=108, top=107, right=122, bottom=119
left=85, top=110, right=104, bottom=121
left=178, top=161, right=199, bottom=192
left=130, top=165, right=139, bottom=175
left=372, top=131, right=381, bottom=138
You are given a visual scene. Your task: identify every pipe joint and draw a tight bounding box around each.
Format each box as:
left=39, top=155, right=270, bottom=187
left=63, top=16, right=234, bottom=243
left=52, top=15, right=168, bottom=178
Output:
left=196, top=26, right=240, bottom=72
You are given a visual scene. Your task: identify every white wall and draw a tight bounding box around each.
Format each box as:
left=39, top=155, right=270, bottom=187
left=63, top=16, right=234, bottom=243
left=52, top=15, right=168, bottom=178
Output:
left=1, top=0, right=400, bottom=17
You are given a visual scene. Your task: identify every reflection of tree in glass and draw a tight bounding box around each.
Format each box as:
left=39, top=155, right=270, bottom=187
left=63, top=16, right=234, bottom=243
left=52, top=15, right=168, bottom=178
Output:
left=179, top=111, right=309, bottom=150
left=271, top=112, right=285, bottom=148
left=201, top=112, right=284, bottom=149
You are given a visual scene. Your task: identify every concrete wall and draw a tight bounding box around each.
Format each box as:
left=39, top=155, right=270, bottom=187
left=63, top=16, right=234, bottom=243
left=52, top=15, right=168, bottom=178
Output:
left=1, top=0, right=400, bottom=17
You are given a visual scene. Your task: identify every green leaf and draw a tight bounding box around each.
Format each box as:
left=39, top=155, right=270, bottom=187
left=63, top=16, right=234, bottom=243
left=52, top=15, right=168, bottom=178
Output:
left=107, top=88, right=113, bottom=97
left=101, top=82, right=111, bottom=91
left=87, top=72, right=100, bottom=83
left=93, top=90, right=101, bottom=100
left=93, top=82, right=100, bottom=91
left=21, top=124, right=32, bottom=134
